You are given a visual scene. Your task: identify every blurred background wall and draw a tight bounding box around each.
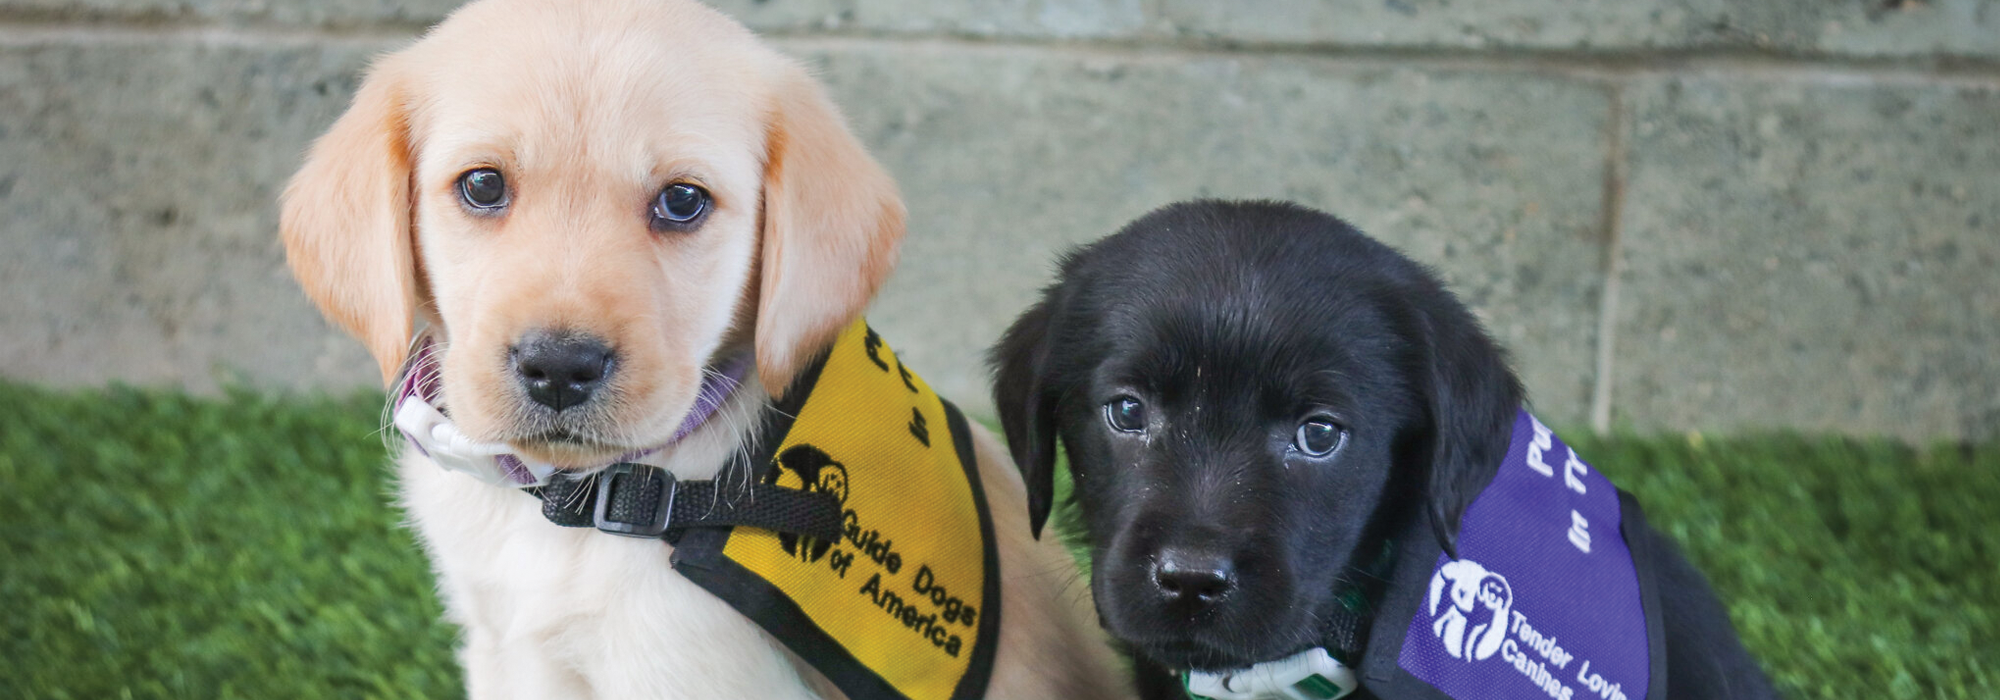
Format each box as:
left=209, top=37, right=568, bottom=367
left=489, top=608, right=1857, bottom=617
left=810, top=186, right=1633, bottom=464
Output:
left=0, top=0, right=1994, bottom=439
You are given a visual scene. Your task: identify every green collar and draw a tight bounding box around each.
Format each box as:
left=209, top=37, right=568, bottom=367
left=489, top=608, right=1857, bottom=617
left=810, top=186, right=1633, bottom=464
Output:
left=1322, top=539, right=1399, bottom=666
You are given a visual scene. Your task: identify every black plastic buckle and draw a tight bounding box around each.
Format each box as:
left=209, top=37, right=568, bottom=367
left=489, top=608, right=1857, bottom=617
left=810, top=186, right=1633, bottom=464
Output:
left=592, top=463, right=676, bottom=538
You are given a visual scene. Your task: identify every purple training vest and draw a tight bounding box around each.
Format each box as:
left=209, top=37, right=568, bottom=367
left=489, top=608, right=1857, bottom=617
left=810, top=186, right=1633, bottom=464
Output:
left=1397, top=410, right=1649, bottom=700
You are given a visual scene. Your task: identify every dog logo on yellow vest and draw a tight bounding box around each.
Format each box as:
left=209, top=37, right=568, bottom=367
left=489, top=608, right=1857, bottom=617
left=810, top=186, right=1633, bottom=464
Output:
left=766, top=444, right=852, bottom=564
left=686, top=321, right=997, bottom=700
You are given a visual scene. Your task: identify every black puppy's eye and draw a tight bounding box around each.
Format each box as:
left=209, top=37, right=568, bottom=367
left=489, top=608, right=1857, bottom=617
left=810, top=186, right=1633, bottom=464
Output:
left=458, top=168, right=507, bottom=210
left=1295, top=417, right=1346, bottom=457
left=651, top=183, right=711, bottom=229
left=1105, top=396, right=1146, bottom=433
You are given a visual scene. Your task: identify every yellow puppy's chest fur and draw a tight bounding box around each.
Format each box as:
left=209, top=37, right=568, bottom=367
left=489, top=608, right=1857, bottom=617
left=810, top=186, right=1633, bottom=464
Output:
left=399, top=375, right=843, bottom=698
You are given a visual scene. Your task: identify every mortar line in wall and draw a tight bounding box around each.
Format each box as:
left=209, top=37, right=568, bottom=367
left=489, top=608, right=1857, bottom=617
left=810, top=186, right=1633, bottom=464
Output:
left=798, top=35, right=2000, bottom=89
left=0, top=21, right=419, bottom=48
left=1588, top=85, right=1629, bottom=435
left=3, top=18, right=2000, bottom=86
left=773, top=34, right=2000, bottom=87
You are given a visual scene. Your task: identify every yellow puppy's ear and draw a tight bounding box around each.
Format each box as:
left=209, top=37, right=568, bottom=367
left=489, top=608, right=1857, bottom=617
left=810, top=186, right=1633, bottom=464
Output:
left=280, top=56, right=422, bottom=385
left=753, top=63, right=906, bottom=395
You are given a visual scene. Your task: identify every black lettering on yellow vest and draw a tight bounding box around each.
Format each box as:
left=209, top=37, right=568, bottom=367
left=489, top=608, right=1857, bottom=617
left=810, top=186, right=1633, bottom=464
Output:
left=912, top=565, right=977, bottom=629
left=667, top=320, right=998, bottom=700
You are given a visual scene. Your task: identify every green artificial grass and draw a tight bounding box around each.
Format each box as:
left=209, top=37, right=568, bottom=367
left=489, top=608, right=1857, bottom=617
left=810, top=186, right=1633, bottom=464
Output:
left=0, top=383, right=459, bottom=699
left=1564, top=431, right=2000, bottom=699
left=1, top=381, right=1995, bottom=698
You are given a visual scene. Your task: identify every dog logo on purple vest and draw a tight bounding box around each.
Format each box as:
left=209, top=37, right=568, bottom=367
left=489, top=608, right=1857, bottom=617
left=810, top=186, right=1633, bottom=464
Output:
left=1427, top=559, right=1512, bottom=662
left=1398, top=410, right=1650, bottom=700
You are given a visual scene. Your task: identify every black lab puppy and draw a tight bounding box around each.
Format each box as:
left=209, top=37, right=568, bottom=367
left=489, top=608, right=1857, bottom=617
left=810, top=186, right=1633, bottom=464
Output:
left=991, top=200, right=1775, bottom=700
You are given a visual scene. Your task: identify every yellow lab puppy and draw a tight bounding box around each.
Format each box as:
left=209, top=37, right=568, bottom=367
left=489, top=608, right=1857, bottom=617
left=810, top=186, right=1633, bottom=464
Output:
left=280, top=0, right=1127, bottom=697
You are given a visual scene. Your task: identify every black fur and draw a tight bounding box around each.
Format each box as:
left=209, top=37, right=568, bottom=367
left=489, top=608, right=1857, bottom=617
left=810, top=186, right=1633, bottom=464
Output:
left=990, top=200, right=1775, bottom=699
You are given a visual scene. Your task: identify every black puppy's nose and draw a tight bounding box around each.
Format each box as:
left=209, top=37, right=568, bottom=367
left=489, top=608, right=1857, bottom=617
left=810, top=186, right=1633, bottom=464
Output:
left=1153, top=548, right=1236, bottom=606
left=512, top=333, right=613, bottom=411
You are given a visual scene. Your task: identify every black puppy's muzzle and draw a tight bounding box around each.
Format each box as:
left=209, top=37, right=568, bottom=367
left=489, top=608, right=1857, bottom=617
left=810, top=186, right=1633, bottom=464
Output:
left=1091, top=503, right=1328, bottom=670
left=1150, top=547, right=1237, bottom=611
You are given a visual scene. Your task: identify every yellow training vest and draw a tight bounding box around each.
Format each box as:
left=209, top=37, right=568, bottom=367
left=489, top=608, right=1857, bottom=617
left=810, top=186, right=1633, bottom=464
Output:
left=671, top=320, right=999, bottom=700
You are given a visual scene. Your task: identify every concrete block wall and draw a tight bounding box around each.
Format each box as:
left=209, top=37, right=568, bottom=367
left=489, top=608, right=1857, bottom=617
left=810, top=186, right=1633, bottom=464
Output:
left=1, top=0, right=1994, bottom=440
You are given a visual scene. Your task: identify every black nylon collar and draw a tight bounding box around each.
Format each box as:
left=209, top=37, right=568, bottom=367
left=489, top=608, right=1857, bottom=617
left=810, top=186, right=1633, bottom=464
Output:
left=523, top=346, right=847, bottom=545
left=529, top=459, right=845, bottom=545
left=1319, top=539, right=1399, bottom=666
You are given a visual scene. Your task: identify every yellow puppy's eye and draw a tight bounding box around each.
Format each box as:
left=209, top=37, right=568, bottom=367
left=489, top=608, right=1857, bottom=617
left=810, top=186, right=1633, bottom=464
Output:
left=458, top=168, right=507, bottom=210
left=651, top=183, right=711, bottom=230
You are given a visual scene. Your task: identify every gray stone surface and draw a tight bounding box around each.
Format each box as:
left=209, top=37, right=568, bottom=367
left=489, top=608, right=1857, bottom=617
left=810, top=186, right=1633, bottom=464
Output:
left=0, top=42, right=384, bottom=393
left=1157, top=0, right=2000, bottom=59
left=3, top=1, right=1996, bottom=439
left=0, top=37, right=1611, bottom=425
left=0, top=0, right=1149, bottom=38
left=6, top=1, right=1995, bottom=60
left=698, top=0, right=854, bottom=32
left=1614, top=75, right=2000, bottom=441
left=696, top=0, right=1151, bottom=37
left=787, top=41, right=1613, bottom=421
left=849, top=0, right=1145, bottom=38
left=1816, top=0, right=2000, bottom=59
left=0, top=0, right=459, bottom=28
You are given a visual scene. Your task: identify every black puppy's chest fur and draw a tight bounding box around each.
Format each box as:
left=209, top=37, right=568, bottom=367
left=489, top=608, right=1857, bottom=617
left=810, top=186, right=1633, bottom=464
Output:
left=992, top=200, right=1777, bottom=699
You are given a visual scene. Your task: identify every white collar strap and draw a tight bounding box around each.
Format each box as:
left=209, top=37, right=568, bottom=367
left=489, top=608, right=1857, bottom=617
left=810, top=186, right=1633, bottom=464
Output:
left=393, top=398, right=562, bottom=486
left=1184, top=647, right=1358, bottom=700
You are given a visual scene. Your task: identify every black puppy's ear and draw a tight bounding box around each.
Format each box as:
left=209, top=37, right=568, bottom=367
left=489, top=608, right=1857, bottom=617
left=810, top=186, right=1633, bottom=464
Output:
left=990, top=298, right=1060, bottom=540
left=1418, top=305, right=1524, bottom=560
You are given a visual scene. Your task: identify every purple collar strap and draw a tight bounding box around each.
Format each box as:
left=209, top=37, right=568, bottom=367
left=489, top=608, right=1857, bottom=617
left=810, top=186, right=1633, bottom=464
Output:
left=665, top=353, right=754, bottom=444
left=390, top=335, right=754, bottom=487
